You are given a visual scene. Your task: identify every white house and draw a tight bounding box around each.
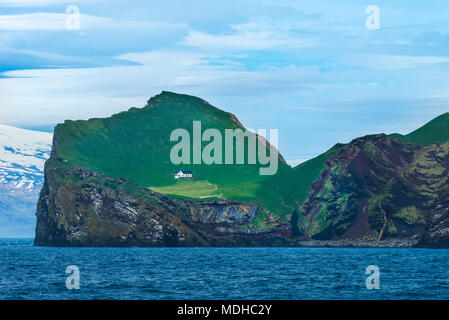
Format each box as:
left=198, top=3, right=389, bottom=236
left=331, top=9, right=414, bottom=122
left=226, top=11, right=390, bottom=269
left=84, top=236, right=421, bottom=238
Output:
left=173, top=170, right=193, bottom=179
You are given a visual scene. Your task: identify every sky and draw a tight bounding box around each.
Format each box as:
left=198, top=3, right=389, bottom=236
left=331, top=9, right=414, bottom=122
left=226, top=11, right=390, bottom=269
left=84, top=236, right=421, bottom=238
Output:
left=1, top=0, right=449, bottom=165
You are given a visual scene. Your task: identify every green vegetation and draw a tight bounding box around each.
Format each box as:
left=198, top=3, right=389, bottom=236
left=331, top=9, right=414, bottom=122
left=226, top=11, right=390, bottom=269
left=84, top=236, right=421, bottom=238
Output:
left=54, top=91, right=288, bottom=208
left=243, top=209, right=270, bottom=228
left=391, top=113, right=449, bottom=146
left=386, top=221, right=398, bottom=236
left=149, top=180, right=220, bottom=199
left=393, top=206, right=425, bottom=225
left=256, top=143, right=346, bottom=218
left=368, top=206, right=385, bottom=232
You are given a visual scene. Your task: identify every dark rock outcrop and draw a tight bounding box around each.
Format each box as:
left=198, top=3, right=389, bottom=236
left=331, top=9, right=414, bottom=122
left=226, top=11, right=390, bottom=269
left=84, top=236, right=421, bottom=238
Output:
left=302, top=134, right=449, bottom=244
left=419, top=186, right=449, bottom=247
left=35, top=164, right=206, bottom=246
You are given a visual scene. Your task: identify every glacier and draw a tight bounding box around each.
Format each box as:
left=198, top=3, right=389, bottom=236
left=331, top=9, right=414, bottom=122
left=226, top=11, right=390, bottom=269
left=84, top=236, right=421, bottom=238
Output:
left=0, top=124, right=52, bottom=237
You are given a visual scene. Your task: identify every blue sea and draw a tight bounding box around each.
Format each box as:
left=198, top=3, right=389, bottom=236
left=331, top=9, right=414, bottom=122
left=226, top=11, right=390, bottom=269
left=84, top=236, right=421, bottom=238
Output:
left=1, top=238, right=449, bottom=300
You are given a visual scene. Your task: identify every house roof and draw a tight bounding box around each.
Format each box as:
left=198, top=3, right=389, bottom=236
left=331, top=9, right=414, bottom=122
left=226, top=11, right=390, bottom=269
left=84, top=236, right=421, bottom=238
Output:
left=174, top=170, right=192, bottom=174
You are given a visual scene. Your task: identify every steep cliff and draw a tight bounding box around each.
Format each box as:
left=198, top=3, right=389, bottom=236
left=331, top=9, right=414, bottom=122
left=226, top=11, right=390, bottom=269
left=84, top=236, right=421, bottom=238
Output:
left=35, top=160, right=206, bottom=246
left=301, top=134, right=449, bottom=244
left=34, top=157, right=290, bottom=246
left=419, top=186, right=449, bottom=247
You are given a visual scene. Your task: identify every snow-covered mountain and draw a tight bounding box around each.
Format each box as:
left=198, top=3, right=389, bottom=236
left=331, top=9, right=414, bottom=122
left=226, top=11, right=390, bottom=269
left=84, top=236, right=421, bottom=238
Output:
left=0, top=124, right=52, bottom=237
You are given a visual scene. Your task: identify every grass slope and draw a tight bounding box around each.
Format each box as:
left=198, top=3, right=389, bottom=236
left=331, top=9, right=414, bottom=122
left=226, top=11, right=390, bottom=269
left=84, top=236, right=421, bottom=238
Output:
left=391, top=113, right=449, bottom=146
left=257, top=143, right=347, bottom=217
left=264, top=112, right=449, bottom=217
left=55, top=91, right=288, bottom=202
left=149, top=180, right=220, bottom=199
left=259, top=112, right=449, bottom=219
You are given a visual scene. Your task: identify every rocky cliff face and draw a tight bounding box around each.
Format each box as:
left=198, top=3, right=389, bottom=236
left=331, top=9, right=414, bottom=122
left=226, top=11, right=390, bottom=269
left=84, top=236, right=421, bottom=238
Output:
left=34, top=150, right=285, bottom=246
left=184, top=199, right=260, bottom=224
left=302, top=134, right=449, bottom=245
left=35, top=163, right=205, bottom=246
left=419, top=186, right=449, bottom=247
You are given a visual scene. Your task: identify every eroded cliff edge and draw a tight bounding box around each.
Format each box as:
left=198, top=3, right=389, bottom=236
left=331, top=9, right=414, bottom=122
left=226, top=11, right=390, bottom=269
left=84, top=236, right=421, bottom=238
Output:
left=301, top=134, right=449, bottom=247
left=34, top=142, right=290, bottom=246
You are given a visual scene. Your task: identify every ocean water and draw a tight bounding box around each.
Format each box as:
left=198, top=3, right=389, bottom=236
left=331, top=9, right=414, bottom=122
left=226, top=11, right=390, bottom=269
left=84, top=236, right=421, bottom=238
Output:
left=1, top=238, right=449, bottom=300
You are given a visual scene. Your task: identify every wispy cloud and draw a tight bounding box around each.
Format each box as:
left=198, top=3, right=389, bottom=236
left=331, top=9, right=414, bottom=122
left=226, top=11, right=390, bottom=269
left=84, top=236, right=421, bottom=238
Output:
left=0, top=12, right=105, bottom=30
left=0, top=12, right=187, bottom=31
left=341, top=54, right=449, bottom=70
left=182, top=21, right=317, bottom=51
left=0, top=0, right=89, bottom=7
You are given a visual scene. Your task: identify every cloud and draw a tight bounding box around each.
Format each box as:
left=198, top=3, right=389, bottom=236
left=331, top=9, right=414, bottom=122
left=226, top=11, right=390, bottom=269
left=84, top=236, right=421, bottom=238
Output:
left=0, top=12, right=187, bottom=31
left=0, top=11, right=189, bottom=69
left=182, top=21, right=317, bottom=51
left=0, top=12, right=108, bottom=31
left=2, top=1, right=449, bottom=161
left=0, top=48, right=323, bottom=127
left=116, top=51, right=207, bottom=67
left=0, top=0, right=89, bottom=7
left=3, top=47, right=449, bottom=128
left=392, top=55, right=449, bottom=67
left=341, top=54, right=449, bottom=70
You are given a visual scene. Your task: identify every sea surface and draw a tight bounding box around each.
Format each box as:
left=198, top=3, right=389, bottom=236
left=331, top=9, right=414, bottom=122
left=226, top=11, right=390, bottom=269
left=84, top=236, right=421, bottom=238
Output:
left=1, top=238, right=449, bottom=300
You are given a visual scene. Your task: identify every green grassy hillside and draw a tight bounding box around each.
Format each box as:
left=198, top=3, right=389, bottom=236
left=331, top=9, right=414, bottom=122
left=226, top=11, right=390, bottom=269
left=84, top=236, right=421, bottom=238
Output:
left=391, top=113, right=449, bottom=146
left=257, top=143, right=346, bottom=216
left=260, top=112, right=449, bottom=218
left=149, top=180, right=220, bottom=199
left=55, top=91, right=288, bottom=202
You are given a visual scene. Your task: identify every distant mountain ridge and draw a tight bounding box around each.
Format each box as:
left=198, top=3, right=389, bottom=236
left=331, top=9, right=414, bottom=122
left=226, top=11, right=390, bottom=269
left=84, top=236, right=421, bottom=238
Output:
left=0, top=124, right=52, bottom=237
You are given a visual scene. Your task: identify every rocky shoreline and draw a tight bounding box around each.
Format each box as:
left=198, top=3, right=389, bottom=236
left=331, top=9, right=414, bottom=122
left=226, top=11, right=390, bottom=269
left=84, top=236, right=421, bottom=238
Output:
left=34, top=159, right=446, bottom=248
left=291, top=238, right=419, bottom=248
left=33, top=236, right=422, bottom=248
